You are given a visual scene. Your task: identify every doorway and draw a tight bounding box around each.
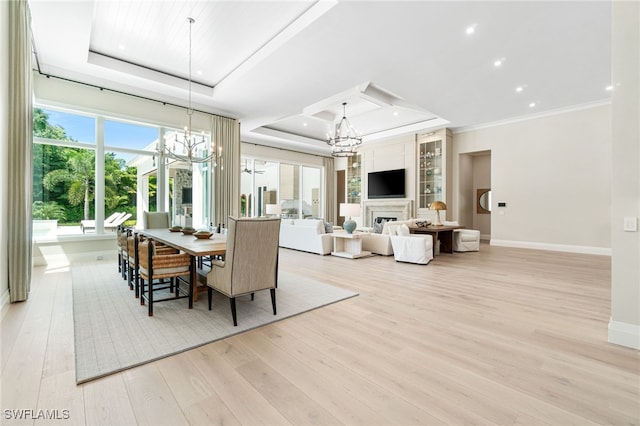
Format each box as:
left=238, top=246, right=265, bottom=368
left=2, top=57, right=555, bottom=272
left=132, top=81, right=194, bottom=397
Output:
left=459, top=151, right=491, bottom=240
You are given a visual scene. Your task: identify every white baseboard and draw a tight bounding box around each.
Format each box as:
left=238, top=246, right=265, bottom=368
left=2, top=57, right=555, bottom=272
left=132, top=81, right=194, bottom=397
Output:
left=490, top=239, right=611, bottom=256
left=608, top=319, right=640, bottom=350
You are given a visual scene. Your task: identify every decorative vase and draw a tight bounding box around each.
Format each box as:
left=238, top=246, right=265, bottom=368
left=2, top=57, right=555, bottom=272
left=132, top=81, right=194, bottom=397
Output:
left=343, top=219, right=356, bottom=234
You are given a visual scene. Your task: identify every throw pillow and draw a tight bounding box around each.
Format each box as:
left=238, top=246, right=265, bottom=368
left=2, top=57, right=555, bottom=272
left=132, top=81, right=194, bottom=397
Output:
left=396, top=223, right=410, bottom=236
left=443, top=220, right=459, bottom=227
left=324, top=221, right=333, bottom=233
left=373, top=220, right=385, bottom=234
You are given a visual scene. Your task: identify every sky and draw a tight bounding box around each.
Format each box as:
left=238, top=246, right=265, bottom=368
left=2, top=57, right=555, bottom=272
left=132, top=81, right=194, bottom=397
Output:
left=42, top=108, right=159, bottom=149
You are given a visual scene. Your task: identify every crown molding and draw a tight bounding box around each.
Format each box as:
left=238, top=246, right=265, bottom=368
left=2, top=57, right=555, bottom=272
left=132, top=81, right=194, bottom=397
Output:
left=452, top=99, right=611, bottom=134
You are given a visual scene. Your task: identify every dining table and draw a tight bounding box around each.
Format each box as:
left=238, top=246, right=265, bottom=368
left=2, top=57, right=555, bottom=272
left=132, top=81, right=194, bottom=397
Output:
left=137, top=228, right=227, bottom=302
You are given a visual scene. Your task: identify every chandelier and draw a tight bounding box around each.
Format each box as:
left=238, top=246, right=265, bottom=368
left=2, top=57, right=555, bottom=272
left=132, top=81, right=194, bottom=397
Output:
left=154, top=17, right=220, bottom=167
left=326, top=102, right=362, bottom=157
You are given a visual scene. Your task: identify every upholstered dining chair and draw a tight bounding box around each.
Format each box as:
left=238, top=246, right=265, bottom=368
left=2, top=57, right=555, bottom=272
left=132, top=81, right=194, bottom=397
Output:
left=143, top=211, right=171, bottom=229
left=207, top=217, right=281, bottom=326
left=138, top=238, right=192, bottom=316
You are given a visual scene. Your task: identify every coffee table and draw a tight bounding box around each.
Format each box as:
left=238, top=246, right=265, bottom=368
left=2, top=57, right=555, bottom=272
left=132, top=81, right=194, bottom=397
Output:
left=410, top=225, right=462, bottom=257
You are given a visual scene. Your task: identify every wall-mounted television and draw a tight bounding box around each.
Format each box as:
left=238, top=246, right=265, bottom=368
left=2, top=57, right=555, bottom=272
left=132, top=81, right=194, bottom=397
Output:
left=367, top=169, right=406, bottom=199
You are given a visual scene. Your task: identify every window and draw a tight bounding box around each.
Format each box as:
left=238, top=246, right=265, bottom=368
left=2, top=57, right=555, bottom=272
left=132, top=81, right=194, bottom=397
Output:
left=33, top=108, right=96, bottom=237
left=32, top=105, right=219, bottom=238
left=302, top=166, right=321, bottom=219
left=240, top=157, right=323, bottom=220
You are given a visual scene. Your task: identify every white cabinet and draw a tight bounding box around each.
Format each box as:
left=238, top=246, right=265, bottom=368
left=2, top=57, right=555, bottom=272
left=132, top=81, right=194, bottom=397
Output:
left=416, top=128, right=452, bottom=220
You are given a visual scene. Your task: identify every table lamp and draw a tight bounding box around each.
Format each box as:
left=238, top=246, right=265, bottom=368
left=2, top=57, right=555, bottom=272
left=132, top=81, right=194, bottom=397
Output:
left=340, top=203, right=360, bottom=234
left=429, top=201, right=447, bottom=226
left=265, top=204, right=281, bottom=218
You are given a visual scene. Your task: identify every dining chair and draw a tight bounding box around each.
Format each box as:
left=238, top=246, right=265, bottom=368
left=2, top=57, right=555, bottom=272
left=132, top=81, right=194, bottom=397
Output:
left=143, top=211, right=171, bottom=229
left=138, top=238, right=192, bottom=316
left=117, top=225, right=129, bottom=279
left=207, top=217, right=281, bottom=326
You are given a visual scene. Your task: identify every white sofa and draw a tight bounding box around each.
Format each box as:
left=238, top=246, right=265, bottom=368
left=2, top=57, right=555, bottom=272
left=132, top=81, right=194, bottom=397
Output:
left=279, top=219, right=333, bottom=255
left=360, top=219, right=419, bottom=255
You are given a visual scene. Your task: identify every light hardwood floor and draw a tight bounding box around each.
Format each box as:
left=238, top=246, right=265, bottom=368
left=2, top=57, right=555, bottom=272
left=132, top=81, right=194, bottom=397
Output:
left=1, top=243, right=639, bottom=425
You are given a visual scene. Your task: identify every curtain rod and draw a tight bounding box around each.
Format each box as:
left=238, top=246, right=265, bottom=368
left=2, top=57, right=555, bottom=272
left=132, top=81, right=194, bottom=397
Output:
left=243, top=142, right=333, bottom=159
left=34, top=71, right=235, bottom=122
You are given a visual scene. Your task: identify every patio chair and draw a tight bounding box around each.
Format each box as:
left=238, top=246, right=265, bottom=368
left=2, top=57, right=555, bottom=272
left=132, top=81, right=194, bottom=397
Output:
left=80, top=212, right=127, bottom=233
left=104, top=213, right=132, bottom=232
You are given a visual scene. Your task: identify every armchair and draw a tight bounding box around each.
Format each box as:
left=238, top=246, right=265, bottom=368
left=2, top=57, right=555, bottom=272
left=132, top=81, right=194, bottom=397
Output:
left=207, top=217, right=281, bottom=326
left=389, top=224, right=433, bottom=264
left=453, top=229, right=481, bottom=252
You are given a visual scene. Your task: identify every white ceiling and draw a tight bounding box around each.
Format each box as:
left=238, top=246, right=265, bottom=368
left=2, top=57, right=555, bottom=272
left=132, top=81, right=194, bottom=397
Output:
left=29, top=0, right=612, bottom=156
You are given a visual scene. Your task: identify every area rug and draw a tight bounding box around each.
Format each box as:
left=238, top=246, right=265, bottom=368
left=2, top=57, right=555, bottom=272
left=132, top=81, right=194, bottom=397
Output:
left=72, top=262, right=357, bottom=384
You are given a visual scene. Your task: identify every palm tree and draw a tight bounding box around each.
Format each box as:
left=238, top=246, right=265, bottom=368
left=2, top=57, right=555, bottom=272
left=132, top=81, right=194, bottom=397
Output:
left=43, top=149, right=95, bottom=220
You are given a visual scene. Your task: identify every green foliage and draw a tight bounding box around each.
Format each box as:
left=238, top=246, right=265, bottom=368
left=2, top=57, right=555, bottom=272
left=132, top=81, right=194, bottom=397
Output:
left=43, top=148, right=95, bottom=220
left=32, top=201, right=66, bottom=220
left=33, top=108, right=72, bottom=140
left=32, top=108, right=140, bottom=224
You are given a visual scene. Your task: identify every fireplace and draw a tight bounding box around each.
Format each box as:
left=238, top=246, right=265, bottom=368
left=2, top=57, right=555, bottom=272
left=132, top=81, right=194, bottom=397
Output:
left=375, top=217, right=397, bottom=223
left=363, top=200, right=413, bottom=227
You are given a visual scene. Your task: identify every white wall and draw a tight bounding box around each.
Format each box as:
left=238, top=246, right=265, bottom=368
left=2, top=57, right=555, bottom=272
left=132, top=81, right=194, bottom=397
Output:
left=0, top=0, right=10, bottom=311
left=453, top=104, right=612, bottom=254
left=32, top=235, right=117, bottom=267
left=609, top=1, right=639, bottom=349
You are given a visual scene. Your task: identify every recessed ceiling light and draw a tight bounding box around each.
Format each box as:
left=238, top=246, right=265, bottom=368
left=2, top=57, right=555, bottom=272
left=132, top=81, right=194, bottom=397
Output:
left=516, top=86, right=524, bottom=93
left=303, top=122, right=308, bottom=127
left=118, top=44, right=125, bottom=50
left=529, top=102, right=536, bottom=108
left=605, top=85, right=613, bottom=91
left=197, top=70, right=203, bottom=75
left=494, top=58, right=505, bottom=67
left=393, top=111, right=399, bottom=116
left=465, top=24, right=476, bottom=35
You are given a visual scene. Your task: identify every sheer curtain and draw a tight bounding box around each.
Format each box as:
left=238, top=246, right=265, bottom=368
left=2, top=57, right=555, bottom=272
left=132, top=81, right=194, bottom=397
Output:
left=212, top=116, right=240, bottom=227
left=7, top=0, right=33, bottom=302
left=323, top=157, right=336, bottom=223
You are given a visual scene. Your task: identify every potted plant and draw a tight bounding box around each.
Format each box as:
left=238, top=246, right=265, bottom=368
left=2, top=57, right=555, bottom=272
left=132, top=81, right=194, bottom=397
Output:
left=32, top=201, right=66, bottom=236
